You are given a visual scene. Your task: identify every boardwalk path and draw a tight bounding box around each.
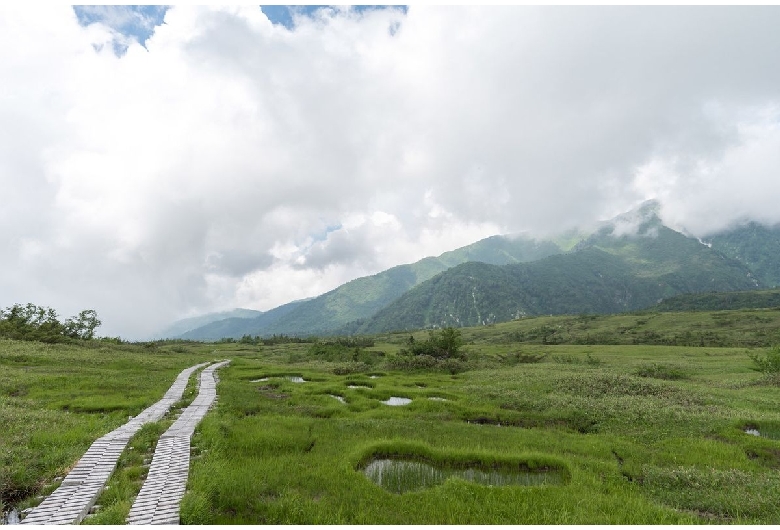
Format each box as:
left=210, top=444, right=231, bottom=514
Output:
left=127, top=360, right=230, bottom=525
left=20, top=362, right=210, bottom=525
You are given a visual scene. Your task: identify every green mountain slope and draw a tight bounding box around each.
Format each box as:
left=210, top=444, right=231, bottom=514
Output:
left=579, top=206, right=760, bottom=296
left=174, top=202, right=780, bottom=340
left=350, top=223, right=762, bottom=334
left=706, top=222, right=780, bottom=288
left=177, top=235, right=563, bottom=339
left=348, top=249, right=658, bottom=333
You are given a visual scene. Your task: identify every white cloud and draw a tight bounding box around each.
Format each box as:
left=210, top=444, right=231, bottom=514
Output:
left=2, top=6, right=780, bottom=338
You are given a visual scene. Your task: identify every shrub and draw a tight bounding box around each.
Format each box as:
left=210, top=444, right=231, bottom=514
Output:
left=749, top=346, right=780, bottom=374
left=551, top=354, right=579, bottom=364
left=584, top=353, right=603, bottom=366
left=634, top=363, right=688, bottom=380
left=401, top=328, right=464, bottom=359
left=387, top=353, right=467, bottom=374
left=500, top=352, right=547, bottom=365
left=308, top=342, right=380, bottom=365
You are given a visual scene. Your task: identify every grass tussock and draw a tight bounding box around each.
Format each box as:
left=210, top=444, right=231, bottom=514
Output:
left=642, top=465, right=780, bottom=522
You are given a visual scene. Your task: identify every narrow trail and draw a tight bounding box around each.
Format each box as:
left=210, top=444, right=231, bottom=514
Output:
left=20, top=362, right=210, bottom=525
left=127, top=360, right=230, bottom=525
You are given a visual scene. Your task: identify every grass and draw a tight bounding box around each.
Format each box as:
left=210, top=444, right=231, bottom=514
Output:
left=4, top=310, right=780, bottom=524
left=429, top=307, right=780, bottom=348
left=0, top=339, right=217, bottom=508
left=179, top=343, right=780, bottom=524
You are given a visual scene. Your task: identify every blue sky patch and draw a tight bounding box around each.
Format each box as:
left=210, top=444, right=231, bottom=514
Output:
left=261, top=5, right=407, bottom=30
left=73, top=5, right=169, bottom=54
left=72, top=6, right=406, bottom=53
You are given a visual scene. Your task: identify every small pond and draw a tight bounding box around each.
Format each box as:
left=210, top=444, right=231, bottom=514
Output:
left=744, top=426, right=780, bottom=440
left=287, top=376, right=305, bottom=383
left=348, top=384, right=371, bottom=389
left=250, top=377, right=269, bottom=382
left=363, top=458, right=565, bottom=494
left=382, top=397, right=412, bottom=406
left=1, top=508, right=20, bottom=525
left=329, top=395, right=346, bottom=404
left=428, top=397, right=448, bottom=402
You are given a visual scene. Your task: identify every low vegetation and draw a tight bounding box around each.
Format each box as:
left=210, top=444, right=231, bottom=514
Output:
left=4, top=310, right=780, bottom=524
left=749, top=345, right=780, bottom=374
left=0, top=339, right=216, bottom=511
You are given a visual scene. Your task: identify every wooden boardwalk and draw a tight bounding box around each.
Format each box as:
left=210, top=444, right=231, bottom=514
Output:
left=19, top=361, right=214, bottom=525
left=127, top=360, right=230, bottom=525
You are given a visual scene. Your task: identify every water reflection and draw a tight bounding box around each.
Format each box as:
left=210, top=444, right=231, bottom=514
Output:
left=1, top=509, right=20, bottom=525
left=363, top=458, right=564, bottom=494
left=381, top=397, right=411, bottom=406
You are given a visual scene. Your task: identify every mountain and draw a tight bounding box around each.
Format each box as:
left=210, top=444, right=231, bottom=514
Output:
left=172, top=201, right=780, bottom=340
left=174, top=234, right=563, bottom=340
left=341, top=249, right=657, bottom=333
left=177, top=300, right=306, bottom=341
left=154, top=308, right=262, bottom=339
left=577, top=202, right=760, bottom=294
left=346, top=205, right=762, bottom=334
left=706, top=221, right=780, bottom=288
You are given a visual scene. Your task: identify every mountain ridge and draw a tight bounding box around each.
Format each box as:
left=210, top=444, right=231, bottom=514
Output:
left=167, top=202, right=780, bottom=340
left=164, top=233, right=563, bottom=340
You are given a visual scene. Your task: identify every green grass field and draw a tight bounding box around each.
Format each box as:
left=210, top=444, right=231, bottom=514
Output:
left=0, top=339, right=218, bottom=514
left=3, top=310, right=780, bottom=524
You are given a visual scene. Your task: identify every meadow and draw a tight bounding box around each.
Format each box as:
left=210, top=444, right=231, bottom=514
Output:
left=2, top=310, right=780, bottom=524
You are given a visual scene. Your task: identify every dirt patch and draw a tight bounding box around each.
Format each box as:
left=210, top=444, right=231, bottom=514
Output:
left=257, top=385, right=289, bottom=400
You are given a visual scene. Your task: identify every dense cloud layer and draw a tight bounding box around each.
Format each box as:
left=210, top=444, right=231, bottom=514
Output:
left=2, top=6, right=780, bottom=338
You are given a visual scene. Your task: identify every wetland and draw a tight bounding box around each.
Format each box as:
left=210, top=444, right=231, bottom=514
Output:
left=3, top=312, right=780, bottom=523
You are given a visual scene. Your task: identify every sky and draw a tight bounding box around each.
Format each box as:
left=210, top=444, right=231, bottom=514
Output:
left=2, top=6, right=780, bottom=339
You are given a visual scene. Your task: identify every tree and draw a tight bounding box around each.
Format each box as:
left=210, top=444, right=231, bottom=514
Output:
left=0, top=303, right=65, bottom=342
left=1, top=304, right=102, bottom=342
left=430, top=327, right=464, bottom=358
left=64, top=310, right=102, bottom=340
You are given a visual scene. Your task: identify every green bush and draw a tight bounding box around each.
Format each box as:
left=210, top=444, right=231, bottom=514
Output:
left=401, top=328, right=464, bottom=359
left=634, top=363, right=689, bottom=380
left=500, top=352, right=547, bottom=365
left=749, top=346, right=780, bottom=374
left=387, top=353, right=466, bottom=374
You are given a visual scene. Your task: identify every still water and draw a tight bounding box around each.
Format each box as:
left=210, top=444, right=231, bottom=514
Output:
left=363, top=458, right=565, bottom=494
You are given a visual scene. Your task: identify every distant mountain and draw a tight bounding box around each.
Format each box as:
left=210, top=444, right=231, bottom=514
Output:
left=651, top=289, right=780, bottom=312
left=155, top=308, right=262, bottom=339
left=346, top=205, right=762, bottom=334
left=178, top=300, right=305, bottom=341
left=175, top=235, right=564, bottom=340
left=173, top=201, right=780, bottom=340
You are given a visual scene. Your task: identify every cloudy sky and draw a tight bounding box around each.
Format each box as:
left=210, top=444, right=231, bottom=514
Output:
left=2, top=5, right=780, bottom=338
